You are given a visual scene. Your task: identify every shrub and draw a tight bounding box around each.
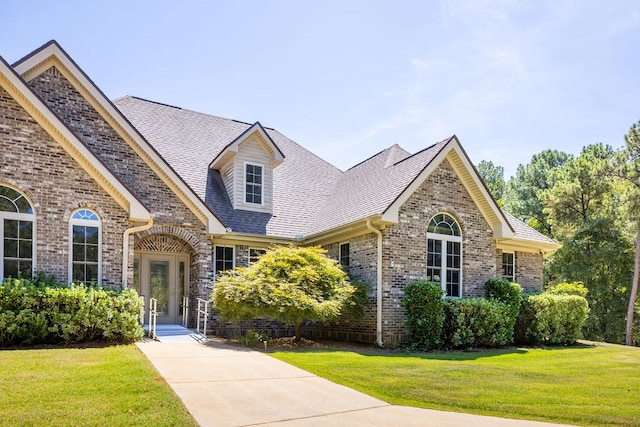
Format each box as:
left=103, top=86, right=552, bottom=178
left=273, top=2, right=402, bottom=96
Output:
left=213, top=246, right=355, bottom=341
left=516, top=293, right=589, bottom=345
left=547, top=282, right=588, bottom=298
left=0, top=278, right=144, bottom=346
left=443, top=298, right=513, bottom=349
left=485, top=279, right=522, bottom=343
left=402, top=281, right=444, bottom=350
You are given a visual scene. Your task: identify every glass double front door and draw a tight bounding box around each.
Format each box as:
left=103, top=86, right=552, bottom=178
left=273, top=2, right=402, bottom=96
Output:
left=136, top=253, right=188, bottom=324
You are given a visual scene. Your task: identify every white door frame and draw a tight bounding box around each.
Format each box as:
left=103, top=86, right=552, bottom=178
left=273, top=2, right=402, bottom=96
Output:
left=135, top=251, right=189, bottom=324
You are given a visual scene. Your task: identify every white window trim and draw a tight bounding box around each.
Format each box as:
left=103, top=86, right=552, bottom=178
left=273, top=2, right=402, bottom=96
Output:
left=502, top=251, right=515, bottom=282
left=243, top=161, right=265, bottom=206
left=68, top=209, right=102, bottom=285
left=426, top=213, right=463, bottom=298
left=427, top=233, right=463, bottom=297
left=214, top=245, right=235, bottom=280
left=0, top=185, right=36, bottom=279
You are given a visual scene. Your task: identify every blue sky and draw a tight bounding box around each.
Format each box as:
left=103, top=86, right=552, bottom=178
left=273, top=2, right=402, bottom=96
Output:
left=2, top=0, right=639, bottom=178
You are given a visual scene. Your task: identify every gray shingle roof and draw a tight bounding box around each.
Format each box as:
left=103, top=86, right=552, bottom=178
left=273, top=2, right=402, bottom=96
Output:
left=502, top=211, right=558, bottom=245
left=112, top=96, right=555, bottom=247
left=113, top=96, right=342, bottom=238
left=306, top=138, right=451, bottom=236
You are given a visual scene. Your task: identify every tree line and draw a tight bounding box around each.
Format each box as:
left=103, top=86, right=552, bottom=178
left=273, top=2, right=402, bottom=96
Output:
left=477, top=120, right=640, bottom=346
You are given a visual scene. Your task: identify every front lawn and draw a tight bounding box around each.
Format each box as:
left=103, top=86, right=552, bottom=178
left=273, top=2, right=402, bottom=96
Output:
left=270, top=341, right=640, bottom=426
left=0, top=345, right=197, bottom=427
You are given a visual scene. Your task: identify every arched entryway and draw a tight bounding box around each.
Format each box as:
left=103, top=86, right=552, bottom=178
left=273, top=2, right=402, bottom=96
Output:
left=134, top=234, right=195, bottom=324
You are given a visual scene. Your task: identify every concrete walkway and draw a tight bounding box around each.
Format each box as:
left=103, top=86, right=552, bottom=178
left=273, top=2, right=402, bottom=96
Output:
left=136, top=327, right=570, bottom=427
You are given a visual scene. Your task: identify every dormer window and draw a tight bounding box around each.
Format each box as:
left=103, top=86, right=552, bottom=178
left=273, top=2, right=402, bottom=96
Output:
left=245, top=163, right=263, bottom=204
left=209, top=122, right=284, bottom=214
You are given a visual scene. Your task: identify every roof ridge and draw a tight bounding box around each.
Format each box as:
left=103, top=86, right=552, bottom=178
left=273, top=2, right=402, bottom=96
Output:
left=391, top=136, right=453, bottom=167
left=346, top=145, right=398, bottom=171
left=129, top=95, right=182, bottom=109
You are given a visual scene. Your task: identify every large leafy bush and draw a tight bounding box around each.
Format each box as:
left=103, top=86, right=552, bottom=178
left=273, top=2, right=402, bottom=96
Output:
left=213, top=246, right=355, bottom=341
left=443, top=298, right=513, bottom=349
left=402, top=281, right=444, bottom=350
left=485, top=279, right=522, bottom=344
left=516, top=293, right=589, bottom=345
left=0, top=278, right=144, bottom=346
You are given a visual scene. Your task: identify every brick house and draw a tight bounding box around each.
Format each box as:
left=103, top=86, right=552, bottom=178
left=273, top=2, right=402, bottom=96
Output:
left=0, top=41, right=558, bottom=345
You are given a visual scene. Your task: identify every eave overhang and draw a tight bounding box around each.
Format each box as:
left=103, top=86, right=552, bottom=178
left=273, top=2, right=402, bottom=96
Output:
left=13, top=41, right=226, bottom=235
left=381, top=136, right=515, bottom=240
left=0, top=55, right=150, bottom=222
left=209, top=121, right=284, bottom=170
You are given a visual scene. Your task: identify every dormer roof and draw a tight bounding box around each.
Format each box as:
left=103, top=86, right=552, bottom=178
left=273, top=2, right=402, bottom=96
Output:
left=209, top=121, right=284, bottom=170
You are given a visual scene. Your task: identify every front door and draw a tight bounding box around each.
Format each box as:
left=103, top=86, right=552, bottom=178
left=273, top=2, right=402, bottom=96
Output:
left=136, top=252, right=189, bottom=324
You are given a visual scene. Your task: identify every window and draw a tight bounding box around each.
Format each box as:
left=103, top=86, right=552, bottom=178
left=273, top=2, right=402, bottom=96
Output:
left=0, top=185, right=34, bottom=279
left=214, top=246, right=234, bottom=275
left=69, top=209, right=101, bottom=285
left=249, top=248, right=266, bottom=265
left=502, top=252, right=515, bottom=281
left=339, top=242, right=350, bottom=268
left=426, top=213, right=462, bottom=297
left=245, top=163, right=263, bottom=204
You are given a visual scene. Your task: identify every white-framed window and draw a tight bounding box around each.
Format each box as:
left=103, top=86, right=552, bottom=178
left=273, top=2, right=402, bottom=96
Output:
left=244, top=162, right=263, bottom=205
left=249, top=247, right=266, bottom=265
left=339, top=242, right=350, bottom=268
left=69, top=208, right=101, bottom=285
left=426, top=213, right=462, bottom=297
left=0, top=185, right=35, bottom=279
left=214, top=246, right=235, bottom=276
left=502, top=252, right=515, bottom=281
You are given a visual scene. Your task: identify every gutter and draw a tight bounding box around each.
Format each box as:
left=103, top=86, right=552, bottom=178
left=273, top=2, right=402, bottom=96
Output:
left=366, top=220, right=384, bottom=348
left=121, top=215, right=154, bottom=288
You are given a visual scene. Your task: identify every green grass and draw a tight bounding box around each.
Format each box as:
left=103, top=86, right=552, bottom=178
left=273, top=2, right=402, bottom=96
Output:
left=0, top=345, right=197, bottom=427
left=270, top=342, right=640, bottom=426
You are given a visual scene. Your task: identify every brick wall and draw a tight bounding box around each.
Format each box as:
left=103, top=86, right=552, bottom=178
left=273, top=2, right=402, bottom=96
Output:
left=381, top=159, right=498, bottom=344
left=23, top=66, right=213, bottom=322
left=0, top=86, right=129, bottom=287
left=515, top=251, right=544, bottom=292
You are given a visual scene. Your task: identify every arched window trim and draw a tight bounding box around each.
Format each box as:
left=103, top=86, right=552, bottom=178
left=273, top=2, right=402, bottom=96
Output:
left=426, top=213, right=463, bottom=297
left=68, top=208, right=102, bottom=285
left=0, top=184, right=36, bottom=279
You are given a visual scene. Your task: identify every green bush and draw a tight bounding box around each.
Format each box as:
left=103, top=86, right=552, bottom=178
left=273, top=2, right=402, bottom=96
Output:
left=0, top=278, right=144, bottom=346
left=402, top=281, right=444, bottom=350
left=547, top=282, right=588, bottom=298
left=516, top=293, right=589, bottom=345
left=485, top=279, right=522, bottom=343
left=443, top=298, right=513, bottom=349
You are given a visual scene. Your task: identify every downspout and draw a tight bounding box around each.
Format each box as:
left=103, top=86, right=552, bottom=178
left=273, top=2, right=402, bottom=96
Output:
left=366, top=220, right=384, bottom=347
left=121, top=215, right=154, bottom=288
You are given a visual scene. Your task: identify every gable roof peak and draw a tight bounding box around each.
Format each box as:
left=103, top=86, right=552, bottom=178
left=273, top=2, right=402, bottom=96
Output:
left=209, top=121, right=285, bottom=170
left=383, top=144, right=411, bottom=168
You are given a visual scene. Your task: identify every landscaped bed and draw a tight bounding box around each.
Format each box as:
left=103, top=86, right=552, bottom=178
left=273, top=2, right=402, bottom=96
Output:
left=268, top=341, right=640, bottom=426
left=0, top=344, right=197, bottom=427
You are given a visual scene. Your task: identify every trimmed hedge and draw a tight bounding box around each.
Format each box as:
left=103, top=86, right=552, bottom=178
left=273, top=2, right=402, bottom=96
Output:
left=0, top=278, right=144, bottom=346
left=515, top=293, right=589, bottom=345
left=485, top=279, right=522, bottom=344
left=443, top=298, right=513, bottom=349
left=402, top=281, right=444, bottom=350
left=403, top=278, right=590, bottom=350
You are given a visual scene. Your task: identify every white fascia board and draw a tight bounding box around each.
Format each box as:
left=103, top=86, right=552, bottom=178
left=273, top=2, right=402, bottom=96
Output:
left=380, top=139, right=454, bottom=223
left=15, top=43, right=225, bottom=234
left=210, top=122, right=284, bottom=170
left=0, top=58, right=150, bottom=222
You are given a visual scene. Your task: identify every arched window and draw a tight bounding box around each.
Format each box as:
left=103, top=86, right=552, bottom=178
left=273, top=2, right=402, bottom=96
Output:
left=0, top=185, right=35, bottom=279
left=427, top=213, right=462, bottom=297
left=69, top=209, right=101, bottom=285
